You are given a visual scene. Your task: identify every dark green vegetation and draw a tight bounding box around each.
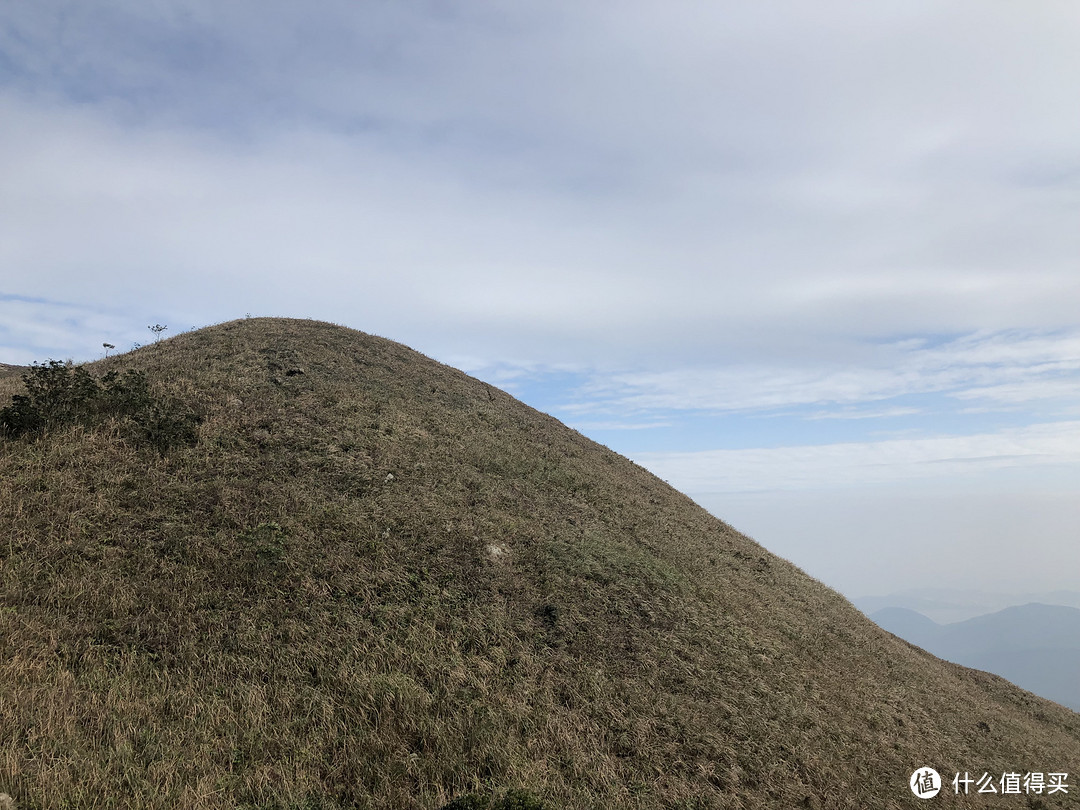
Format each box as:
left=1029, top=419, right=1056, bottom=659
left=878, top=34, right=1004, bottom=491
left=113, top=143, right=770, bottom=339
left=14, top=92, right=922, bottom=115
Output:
left=0, top=318, right=1077, bottom=809
left=0, top=360, right=199, bottom=455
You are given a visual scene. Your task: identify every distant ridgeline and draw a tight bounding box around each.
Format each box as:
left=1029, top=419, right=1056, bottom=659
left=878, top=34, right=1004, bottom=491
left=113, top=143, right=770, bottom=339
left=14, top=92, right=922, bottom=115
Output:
left=871, top=603, right=1080, bottom=713
left=0, top=317, right=1078, bottom=809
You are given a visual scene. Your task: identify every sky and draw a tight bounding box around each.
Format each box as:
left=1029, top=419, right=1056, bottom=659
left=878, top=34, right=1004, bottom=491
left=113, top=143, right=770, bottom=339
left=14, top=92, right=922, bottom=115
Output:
left=2, top=1, right=1079, bottom=599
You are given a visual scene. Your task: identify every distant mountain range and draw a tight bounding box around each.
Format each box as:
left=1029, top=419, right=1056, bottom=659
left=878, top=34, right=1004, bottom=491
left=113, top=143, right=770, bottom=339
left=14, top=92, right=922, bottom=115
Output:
left=868, top=602, right=1080, bottom=711
left=855, top=587, right=1080, bottom=624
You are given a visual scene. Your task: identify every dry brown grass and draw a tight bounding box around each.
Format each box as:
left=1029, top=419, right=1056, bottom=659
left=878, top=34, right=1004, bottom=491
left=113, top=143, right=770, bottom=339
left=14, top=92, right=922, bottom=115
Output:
left=0, top=317, right=1077, bottom=809
left=0, top=365, right=24, bottom=404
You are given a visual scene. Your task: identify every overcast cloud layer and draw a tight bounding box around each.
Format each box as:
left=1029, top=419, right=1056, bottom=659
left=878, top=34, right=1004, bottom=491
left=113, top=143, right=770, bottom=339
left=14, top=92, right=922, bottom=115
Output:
left=2, top=1, right=1079, bottom=596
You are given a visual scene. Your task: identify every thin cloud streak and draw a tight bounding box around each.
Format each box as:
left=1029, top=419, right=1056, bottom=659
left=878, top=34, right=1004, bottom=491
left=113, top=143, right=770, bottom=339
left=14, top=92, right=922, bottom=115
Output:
left=632, top=421, right=1080, bottom=493
left=0, top=296, right=147, bottom=365
left=805, top=407, right=922, bottom=421
left=567, top=421, right=673, bottom=432
left=565, top=331, right=1080, bottom=416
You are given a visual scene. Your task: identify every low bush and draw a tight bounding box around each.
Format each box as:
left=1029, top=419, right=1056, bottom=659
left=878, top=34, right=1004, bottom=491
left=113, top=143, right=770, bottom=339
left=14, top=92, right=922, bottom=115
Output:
left=0, top=360, right=200, bottom=455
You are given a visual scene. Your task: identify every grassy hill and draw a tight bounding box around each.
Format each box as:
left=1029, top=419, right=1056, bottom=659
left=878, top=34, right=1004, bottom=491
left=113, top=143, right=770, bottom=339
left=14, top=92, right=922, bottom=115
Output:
left=1, top=317, right=1077, bottom=809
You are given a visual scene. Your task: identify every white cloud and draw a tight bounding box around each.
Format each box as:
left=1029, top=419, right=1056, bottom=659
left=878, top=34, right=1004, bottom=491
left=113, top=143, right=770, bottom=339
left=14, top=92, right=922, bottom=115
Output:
left=2, top=1, right=1080, bottom=369
left=0, top=295, right=146, bottom=364
left=562, top=330, right=1080, bottom=416
left=805, top=407, right=922, bottom=421
left=952, top=379, right=1080, bottom=405
left=566, top=420, right=672, bottom=432
left=632, top=421, right=1080, bottom=493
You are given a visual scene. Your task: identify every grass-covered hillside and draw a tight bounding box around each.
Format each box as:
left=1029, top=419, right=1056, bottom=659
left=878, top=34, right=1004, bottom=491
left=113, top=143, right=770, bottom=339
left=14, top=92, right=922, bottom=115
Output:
left=1, top=318, right=1077, bottom=809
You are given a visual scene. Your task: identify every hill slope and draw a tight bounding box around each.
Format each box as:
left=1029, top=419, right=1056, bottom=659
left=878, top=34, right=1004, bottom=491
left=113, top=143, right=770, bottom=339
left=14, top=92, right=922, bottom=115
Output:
left=1, top=318, right=1078, bottom=810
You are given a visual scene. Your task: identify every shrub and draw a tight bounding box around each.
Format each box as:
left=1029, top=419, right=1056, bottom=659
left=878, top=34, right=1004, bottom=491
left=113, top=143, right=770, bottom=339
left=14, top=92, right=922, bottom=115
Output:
left=102, top=368, right=154, bottom=412
left=0, top=360, right=200, bottom=455
left=133, top=398, right=200, bottom=456
left=0, top=361, right=101, bottom=436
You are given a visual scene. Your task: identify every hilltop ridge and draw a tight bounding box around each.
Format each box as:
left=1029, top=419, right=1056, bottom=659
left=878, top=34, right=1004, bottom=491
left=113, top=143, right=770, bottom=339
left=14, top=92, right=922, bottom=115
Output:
left=0, top=317, right=1077, bottom=809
